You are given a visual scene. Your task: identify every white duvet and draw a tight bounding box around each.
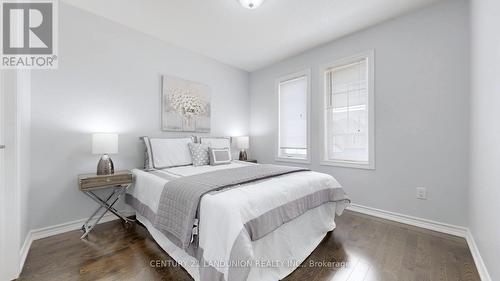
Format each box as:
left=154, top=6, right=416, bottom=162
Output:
left=128, top=161, right=348, bottom=281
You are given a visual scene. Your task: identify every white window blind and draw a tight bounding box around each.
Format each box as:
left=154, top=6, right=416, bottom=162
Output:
left=324, top=57, right=371, bottom=166
left=278, top=74, right=308, bottom=160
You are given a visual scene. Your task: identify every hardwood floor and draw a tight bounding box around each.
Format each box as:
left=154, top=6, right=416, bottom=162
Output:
left=18, top=211, right=480, bottom=281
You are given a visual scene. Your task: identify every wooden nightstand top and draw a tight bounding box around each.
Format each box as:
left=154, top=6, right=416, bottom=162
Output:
left=78, top=170, right=133, bottom=191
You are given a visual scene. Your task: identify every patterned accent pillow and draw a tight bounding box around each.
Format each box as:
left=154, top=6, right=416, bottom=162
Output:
left=188, top=143, right=209, bottom=166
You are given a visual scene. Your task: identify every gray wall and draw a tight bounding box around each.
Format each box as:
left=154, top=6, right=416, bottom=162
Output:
left=470, top=0, right=500, bottom=279
left=28, top=3, right=249, bottom=230
left=249, top=0, right=470, bottom=226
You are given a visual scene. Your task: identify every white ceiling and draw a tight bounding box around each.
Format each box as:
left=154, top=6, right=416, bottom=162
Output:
left=62, top=0, right=441, bottom=71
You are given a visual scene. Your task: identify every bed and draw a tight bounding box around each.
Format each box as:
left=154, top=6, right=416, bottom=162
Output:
left=126, top=137, right=349, bottom=281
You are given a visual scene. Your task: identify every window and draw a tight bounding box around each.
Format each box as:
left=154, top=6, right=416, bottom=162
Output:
left=276, top=70, right=310, bottom=163
left=321, top=51, right=374, bottom=169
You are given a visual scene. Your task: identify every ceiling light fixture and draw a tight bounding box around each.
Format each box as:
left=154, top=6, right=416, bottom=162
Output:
left=238, top=0, right=264, bottom=9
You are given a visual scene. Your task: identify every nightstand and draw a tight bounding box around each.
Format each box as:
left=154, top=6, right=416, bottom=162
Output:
left=78, top=170, right=134, bottom=239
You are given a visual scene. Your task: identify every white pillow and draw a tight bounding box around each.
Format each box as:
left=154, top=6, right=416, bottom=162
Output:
left=200, top=137, right=232, bottom=159
left=142, top=137, right=155, bottom=171
left=147, top=137, right=193, bottom=169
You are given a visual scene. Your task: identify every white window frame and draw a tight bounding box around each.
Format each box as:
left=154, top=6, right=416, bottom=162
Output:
left=320, top=50, right=375, bottom=169
left=275, top=69, right=311, bottom=164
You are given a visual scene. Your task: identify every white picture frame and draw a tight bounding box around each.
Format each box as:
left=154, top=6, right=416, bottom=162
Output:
left=161, top=75, right=211, bottom=132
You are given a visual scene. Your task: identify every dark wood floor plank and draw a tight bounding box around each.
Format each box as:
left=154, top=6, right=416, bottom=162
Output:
left=399, top=231, right=417, bottom=281
left=413, top=232, right=432, bottom=281
left=430, top=237, right=449, bottom=281
left=18, top=211, right=481, bottom=281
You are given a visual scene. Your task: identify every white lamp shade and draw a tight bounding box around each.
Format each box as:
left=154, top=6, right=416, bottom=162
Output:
left=92, top=133, right=118, bottom=154
left=236, top=136, right=249, bottom=150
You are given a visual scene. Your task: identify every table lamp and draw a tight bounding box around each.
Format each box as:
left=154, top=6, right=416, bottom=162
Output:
left=236, top=136, right=249, bottom=161
left=92, top=133, right=118, bottom=175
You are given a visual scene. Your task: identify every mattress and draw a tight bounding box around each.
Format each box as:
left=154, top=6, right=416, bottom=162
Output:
left=127, top=161, right=348, bottom=281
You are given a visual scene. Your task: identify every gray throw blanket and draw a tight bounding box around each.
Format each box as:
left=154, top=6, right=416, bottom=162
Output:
left=155, top=164, right=309, bottom=249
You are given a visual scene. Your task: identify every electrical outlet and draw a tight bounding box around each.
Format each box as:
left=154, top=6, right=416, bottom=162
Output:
left=416, top=187, right=427, bottom=200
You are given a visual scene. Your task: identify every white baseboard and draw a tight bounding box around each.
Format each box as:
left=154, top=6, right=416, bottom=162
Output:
left=465, top=229, right=492, bottom=281
left=19, top=210, right=135, bottom=275
left=347, top=204, right=491, bottom=281
left=347, top=204, right=468, bottom=237
left=19, top=231, right=33, bottom=272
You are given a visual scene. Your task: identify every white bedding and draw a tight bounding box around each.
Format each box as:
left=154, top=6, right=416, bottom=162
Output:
left=128, top=161, right=348, bottom=281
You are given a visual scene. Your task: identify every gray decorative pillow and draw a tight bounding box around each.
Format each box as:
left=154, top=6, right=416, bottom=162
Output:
left=208, top=147, right=232, bottom=166
left=188, top=143, right=209, bottom=166
left=200, top=137, right=232, bottom=160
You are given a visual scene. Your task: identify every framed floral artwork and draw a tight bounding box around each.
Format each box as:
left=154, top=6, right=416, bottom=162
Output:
left=161, top=75, right=211, bottom=132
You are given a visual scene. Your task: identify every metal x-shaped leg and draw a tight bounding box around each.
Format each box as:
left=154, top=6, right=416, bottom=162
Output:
left=80, top=184, right=133, bottom=239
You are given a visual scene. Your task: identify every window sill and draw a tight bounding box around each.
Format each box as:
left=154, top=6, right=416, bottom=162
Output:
left=320, top=160, right=374, bottom=170
left=275, top=157, right=311, bottom=165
